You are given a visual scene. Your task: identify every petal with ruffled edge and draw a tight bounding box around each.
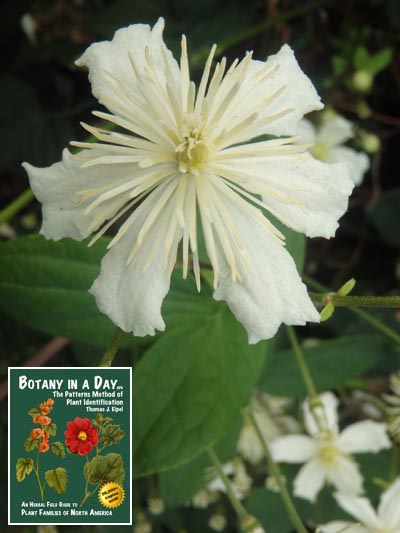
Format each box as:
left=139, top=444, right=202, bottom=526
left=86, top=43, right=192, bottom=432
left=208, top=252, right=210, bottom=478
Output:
left=219, top=153, right=354, bottom=239
left=303, top=392, right=339, bottom=436
left=334, top=492, right=380, bottom=530
left=211, top=195, right=320, bottom=343
left=377, top=479, right=400, bottom=529
left=331, top=146, right=369, bottom=186
left=22, top=149, right=140, bottom=241
left=329, top=455, right=363, bottom=496
left=337, top=420, right=391, bottom=454
left=293, top=458, right=326, bottom=502
left=318, top=522, right=367, bottom=533
left=270, top=435, right=317, bottom=463
left=90, top=184, right=182, bottom=336
left=318, top=115, right=353, bottom=146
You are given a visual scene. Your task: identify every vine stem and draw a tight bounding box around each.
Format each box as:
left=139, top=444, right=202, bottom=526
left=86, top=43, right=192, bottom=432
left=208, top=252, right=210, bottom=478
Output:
left=287, top=325, right=318, bottom=400
left=247, top=410, right=308, bottom=533
left=207, top=448, right=248, bottom=523
left=35, top=449, right=44, bottom=501
left=99, top=327, right=123, bottom=367
left=0, top=189, right=34, bottom=225
left=304, top=275, right=400, bottom=345
left=310, top=292, right=400, bottom=308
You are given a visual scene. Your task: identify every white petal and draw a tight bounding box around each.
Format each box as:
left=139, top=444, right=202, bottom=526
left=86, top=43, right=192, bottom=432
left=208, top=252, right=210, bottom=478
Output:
left=22, top=149, right=133, bottom=241
left=331, top=147, right=369, bottom=186
left=257, top=153, right=353, bottom=239
left=293, top=458, right=326, bottom=502
left=296, top=119, right=317, bottom=144
left=270, top=435, right=317, bottom=463
left=377, top=479, right=400, bottom=529
left=318, top=521, right=366, bottom=533
left=329, top=455, right=364, bottom=496
left=303, top=392, right=339, bottom=436
left=318, top=115, right=353, bottom=146
left=76, top=18, right=179, bottom=118
left=90, top=192, right=182, bottom=337
left=248, top=44, right=323, bottom=136
left=337, top=421, right=391, bottom=454
left=334, top=492, right=380, bottom=530
left=212, top=198, right=320, bottom=343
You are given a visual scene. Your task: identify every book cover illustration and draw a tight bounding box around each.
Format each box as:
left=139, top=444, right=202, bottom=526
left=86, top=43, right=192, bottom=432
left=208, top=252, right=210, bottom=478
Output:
left=8, top=366, right=132, bottom=525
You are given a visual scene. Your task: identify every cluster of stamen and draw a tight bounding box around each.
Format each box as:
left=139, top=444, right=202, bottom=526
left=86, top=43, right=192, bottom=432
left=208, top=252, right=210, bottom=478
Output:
left=175, top=115, right=209, bottom=175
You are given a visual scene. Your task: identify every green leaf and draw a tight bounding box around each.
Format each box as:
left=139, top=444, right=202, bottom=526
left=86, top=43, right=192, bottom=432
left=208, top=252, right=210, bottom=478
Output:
left=368, top=189, right=400, bottom=248
left=50, top=441, right=66, bottom=458
left=28, top=407, right=40, bottom=417
left=269, top=215, right=305, bottom=273
left=84, top=453, right=125, bottom=485
left=0, top=235, right=142, bottom=347
left=24, top=436, right=39, bottom=452
left=133, top=274, right=267, bottom=478
left=16, top=458, right=34, bottom=482
left=100, top=424, right=125, bottom=447
left=367, top=48, right=393, bottom=75
left=92, top=412, right=113, bottom=428
left=259, top=334, right=391, bottom=396
left=46, top=423, right=57, bottom=437
left=354, top=45, right=370, bottom=69
left=45, top=467, right=68, bottom=494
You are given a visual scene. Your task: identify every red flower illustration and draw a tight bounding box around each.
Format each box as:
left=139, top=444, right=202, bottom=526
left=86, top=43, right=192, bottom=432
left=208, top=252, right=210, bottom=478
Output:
left=64, top=417, right=98, bottom=456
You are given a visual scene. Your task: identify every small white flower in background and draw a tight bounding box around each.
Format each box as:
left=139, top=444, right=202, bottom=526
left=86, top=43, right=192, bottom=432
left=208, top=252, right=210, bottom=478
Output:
left=23, top=18, right=354, bottom=343
left=238, top=392, right=299, bottom=464
left=383, top=372, right=400, bottom=442
left=206, top=460, right=251, bottom=500
left=133, top=511, right=152, bottom=533
left=191, top=489, right=219, bottom=509
left=265, top=473, right=286, bottom=493
left=319, top=479, right=400, bottom=533
left=147, top=496, right=165, bottom=515
left=208, top=512, right=227, bottom=531
left=297, top=111, right=369, bottom=186
left=270, top=392, right=391, bottom=502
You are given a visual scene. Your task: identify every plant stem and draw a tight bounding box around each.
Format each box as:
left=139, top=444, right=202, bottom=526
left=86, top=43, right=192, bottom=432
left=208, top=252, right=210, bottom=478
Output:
left=35, top=449, right=44, bottom=501
left=0, top=189, right=34, bottom=225
left=304, top=275, right=400, bottom=345
left=310, top=292, right=400, bottom=308
left=287, top=325, right=318, bottom=400
left=247, top=410, right=308, bottom=533
left=99, top=327, right=123, bottom=367
left=207, top=448, right=248, bottom=523
left=389, top=443, right=399, bottom=482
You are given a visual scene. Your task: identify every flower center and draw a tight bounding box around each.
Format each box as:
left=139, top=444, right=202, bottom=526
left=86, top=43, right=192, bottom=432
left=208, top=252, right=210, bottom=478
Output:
left=176, top=114, right=209, bottom=175
left=78, top=431, right=88, bottom=441
left=311, top=141, right=331, bottom=162
left=319, top=443, right=339, bottom=464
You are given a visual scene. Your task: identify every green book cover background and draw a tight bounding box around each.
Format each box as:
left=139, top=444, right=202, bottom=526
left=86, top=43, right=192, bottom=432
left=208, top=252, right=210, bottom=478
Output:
left=9, top=367, right=132, bottom=525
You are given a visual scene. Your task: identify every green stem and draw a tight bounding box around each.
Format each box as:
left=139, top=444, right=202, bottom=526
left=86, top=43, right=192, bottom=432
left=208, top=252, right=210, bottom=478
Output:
left=304, top=275, right=400, bottom=345
left=286, top=325, right=318, bottom=400
left=247, top=410, right=307, bottom=533
left=310, top=292, right=400, bottom=308
left=215, top=0, right=329, bottom=56
left=35, top=449, right=44, bottom=501
left=207, top=448, right=248, bottom=523
left=0, top=189, right=34, bottom=225
left=99, top=327, right=123, bottom=367
left=389, top=443, right=399, bottom=482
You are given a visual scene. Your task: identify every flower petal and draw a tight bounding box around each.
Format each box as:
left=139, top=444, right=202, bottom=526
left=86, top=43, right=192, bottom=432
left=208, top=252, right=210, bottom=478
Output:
left=337, top=420, right=391, bottom=454
left=293, top=458, right=326, bottom=502
left=249, top=44, right=323, bottom=137
left=377, top=478, right=400, bottom=529
left=318, top=521, right=366, bottom=533
left=212, top=197, right=320, bottom=343
left=90, top=188, right=182, bottom=336
left=257, top=154, right=353, bottom=239
left=329, top=455, right=364, bottom=496
left=270, top=435, right=317, bottom=463
left=303, top=392, right=339, bottom=436
left=23, top=149, right=137, bottom=241
left=296, top=119, right=317, bottom=144
left=318, top=115, right=353, bottom=146
left=331, top=146, right=369, bottom=186
left=334, top=492, right=380, bottom=530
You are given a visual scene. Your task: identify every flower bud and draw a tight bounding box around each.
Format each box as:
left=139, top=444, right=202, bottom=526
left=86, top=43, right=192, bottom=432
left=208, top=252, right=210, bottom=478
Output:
left=352, top=70, right=373, bottom=92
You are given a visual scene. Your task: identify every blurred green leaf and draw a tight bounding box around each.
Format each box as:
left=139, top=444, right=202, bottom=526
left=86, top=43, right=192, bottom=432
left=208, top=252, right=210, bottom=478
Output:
left=354, top=45, right=370, bottom=69
left=367, top=48, right=393, bottom=75
left=259, top=334, right=391, bottom=396
left=368, top=189, right=400, bottom=248
left=132, top=275, right=268, bottom=477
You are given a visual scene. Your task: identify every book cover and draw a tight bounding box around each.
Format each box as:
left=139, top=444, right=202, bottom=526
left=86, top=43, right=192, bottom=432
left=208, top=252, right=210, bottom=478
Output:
left=8, top=366, right=132, bottom=525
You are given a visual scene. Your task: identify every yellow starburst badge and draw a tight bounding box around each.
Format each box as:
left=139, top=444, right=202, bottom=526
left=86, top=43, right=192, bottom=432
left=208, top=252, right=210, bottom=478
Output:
left=98, top=482, right=125, bottom=509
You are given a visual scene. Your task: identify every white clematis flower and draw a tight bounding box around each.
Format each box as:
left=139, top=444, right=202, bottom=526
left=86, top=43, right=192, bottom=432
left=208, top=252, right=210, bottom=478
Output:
left=297, top=112, right=369, bottom=186
left=23, top=18, right=354, bottom=342
left=319, top=479, right=400, bottom=533
left=270, top=392, right=391, bottom=502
